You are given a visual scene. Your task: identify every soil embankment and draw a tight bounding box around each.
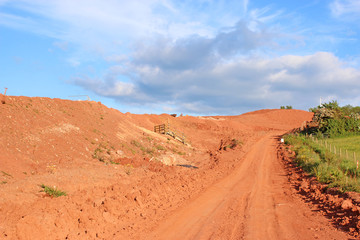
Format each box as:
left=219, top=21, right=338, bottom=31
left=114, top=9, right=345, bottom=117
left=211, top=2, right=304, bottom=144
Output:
left=0, top=96, right=354, bottom=239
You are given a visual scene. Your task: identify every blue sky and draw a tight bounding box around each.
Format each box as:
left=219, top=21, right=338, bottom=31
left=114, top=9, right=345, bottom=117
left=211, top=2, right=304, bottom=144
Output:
left=1, top=0, right=360, bottom=115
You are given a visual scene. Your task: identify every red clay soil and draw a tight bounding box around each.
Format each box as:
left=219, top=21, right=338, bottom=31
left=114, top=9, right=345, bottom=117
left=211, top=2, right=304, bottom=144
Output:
left=0, top=95, right=357, bottom=239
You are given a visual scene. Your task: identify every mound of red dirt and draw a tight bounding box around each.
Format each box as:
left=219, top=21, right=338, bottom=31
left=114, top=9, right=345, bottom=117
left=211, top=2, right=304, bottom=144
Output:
left=235, top=109, right=314, bottom=130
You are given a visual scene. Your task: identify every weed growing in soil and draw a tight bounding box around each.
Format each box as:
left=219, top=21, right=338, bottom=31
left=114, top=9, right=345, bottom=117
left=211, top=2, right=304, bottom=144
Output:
left=131, top=140, right=142, bottom=148
left=130, top=139, right=156, bottom=156
left=124, top=164, right=133, bottom=175
left=1, top=171, right=12, bottom=178
left=92, top=142, right=118, bottom=163
left=155, top=145, right=165, bottom=151
left=176, top=151, right=186, bottom=155
left=40, top=184, right=67, bottom=197
left=226, top=139, right=242, bottom=150
left=92, top=146, right=105, bottom=162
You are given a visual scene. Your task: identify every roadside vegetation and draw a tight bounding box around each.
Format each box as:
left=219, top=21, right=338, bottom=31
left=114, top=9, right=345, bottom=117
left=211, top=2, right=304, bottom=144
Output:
left=285, top=134, right=360, bottom=192
left=308, top=101, right=360, bottom=137
left=284, top=101, right=360, bottom=192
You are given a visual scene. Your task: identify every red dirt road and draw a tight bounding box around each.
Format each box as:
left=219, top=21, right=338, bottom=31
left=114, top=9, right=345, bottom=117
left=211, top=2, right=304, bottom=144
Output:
left=0, top=96, right=356, bottom=239
left=148, top=133, right=349, bottom=240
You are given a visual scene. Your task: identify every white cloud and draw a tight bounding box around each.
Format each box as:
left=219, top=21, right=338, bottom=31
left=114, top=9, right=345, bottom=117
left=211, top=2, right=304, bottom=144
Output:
left=73, top=51, right=360, bottom=114
left=330, top=0, right=360, bottom=18
left=0, top=0, right=245, bottom=51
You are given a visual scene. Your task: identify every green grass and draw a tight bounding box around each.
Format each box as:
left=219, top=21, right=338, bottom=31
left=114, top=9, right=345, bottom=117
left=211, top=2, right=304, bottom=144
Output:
left=284, top=134, right=360, bottom=192
left=40, top=184, right=67, bottom=197
left=325, top=135, right=360, bottom=156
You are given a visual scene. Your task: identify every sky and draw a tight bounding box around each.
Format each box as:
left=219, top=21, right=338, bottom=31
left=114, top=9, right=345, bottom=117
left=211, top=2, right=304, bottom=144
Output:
left=1, top=0, right=360, bottom=115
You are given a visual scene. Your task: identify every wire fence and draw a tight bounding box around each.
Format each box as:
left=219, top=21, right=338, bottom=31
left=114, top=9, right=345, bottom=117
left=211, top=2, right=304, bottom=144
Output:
left=306, top=134, right=358, bottom=169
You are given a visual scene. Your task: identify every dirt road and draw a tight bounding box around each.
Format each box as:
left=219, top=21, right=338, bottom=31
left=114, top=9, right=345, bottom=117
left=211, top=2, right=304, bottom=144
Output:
left=1, top=97, right=354, bottom=239
left=149, top=133, right=350, bottom=240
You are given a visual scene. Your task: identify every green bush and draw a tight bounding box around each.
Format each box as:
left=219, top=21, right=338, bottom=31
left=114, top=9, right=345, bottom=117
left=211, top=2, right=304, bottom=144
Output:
left=309, top=101, right=360, bottom=137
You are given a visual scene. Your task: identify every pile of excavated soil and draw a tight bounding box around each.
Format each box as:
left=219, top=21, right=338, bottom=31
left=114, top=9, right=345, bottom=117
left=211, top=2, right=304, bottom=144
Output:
left=4, top=95, right=351, bottom=239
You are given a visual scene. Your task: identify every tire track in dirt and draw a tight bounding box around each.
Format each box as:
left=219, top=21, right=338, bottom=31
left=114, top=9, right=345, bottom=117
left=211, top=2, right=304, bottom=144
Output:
left=148, top=133, right=350, bottom=240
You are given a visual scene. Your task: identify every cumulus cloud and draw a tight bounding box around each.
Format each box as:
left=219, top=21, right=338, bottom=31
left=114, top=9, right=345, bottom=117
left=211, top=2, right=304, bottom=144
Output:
left=74, top=50, right=360, bottom=115
left=73, top=76, right=137, bottom=98
left=132, top=21, right=271, bottom=71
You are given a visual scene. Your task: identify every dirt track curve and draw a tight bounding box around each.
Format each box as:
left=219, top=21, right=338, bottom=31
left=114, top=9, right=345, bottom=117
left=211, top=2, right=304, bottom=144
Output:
left=148, top=133, right=350, bottom=240
left=0, top=96, right=355, bottom=239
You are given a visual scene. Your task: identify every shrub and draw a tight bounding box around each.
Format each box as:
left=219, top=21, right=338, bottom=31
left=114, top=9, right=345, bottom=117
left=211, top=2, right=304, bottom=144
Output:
left=280, top=106, right=293, bottom=109
left=308, top=101, right=360, bottom=137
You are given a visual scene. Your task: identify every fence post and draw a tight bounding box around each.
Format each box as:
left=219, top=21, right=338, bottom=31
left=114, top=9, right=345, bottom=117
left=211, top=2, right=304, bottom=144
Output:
left=355, top=152, right=358, bottom=170
left=339, top=148, right=342, bottom=158
left=334, top=145, right=336, bottom=155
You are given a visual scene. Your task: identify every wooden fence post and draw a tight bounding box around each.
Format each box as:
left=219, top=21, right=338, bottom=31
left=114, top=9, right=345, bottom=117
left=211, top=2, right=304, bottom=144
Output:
left=355, top=152, right=358, bottom=170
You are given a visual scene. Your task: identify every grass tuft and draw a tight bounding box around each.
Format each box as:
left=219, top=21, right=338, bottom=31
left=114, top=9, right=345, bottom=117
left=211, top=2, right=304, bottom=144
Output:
left=1, top=171, right=12, bottom=177
left=40, top=184, right=67, bottom=197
